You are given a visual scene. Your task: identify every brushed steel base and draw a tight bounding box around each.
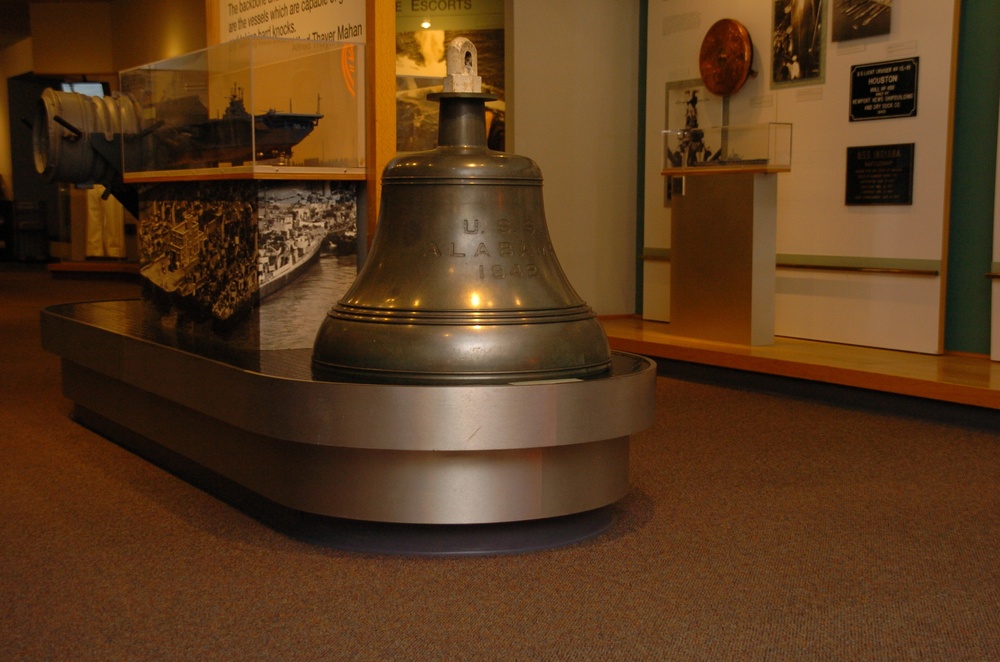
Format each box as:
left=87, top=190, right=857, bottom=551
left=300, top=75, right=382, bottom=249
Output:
left=41, top=300, right=656, bottom=547
left=71, top=404, right=619, bottom=555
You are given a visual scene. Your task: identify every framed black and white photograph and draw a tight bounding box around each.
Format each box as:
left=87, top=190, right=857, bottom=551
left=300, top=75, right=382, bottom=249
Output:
left=772, top=0, right=826, bottom=88
left=661, top=79, right=728, bottom=204
left=832, top=0, right=891, bottom=42
left=663, top=79, right=728, bottom=168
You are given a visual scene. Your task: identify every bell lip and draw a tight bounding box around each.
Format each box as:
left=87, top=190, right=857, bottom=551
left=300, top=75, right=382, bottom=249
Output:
left=312, top=314, right=612, bottom=384
left=326, top=303, right=599, bottom=325
left=311, top=357, right=614, bottom=385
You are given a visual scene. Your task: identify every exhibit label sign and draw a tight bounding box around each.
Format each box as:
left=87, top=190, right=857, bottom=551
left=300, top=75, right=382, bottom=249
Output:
left=849, top=57, right=918, bottom=121
left=845, top=143, right=915, bottom=205
left=220, top=0, right=365, bottom=43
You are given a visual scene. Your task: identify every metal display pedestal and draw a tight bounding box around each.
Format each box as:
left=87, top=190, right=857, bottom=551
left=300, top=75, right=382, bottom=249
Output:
left=669, top=170, right=780, bottom=346
left=41, top=300, right=656, bottom=554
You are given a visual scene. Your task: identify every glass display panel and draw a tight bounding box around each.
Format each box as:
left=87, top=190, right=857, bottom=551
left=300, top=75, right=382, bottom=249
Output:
left=121, top=37, right=365, bottom=179
left=663, top=122, right=792, bottom=171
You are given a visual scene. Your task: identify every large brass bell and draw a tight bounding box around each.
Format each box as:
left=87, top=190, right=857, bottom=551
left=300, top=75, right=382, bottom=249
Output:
left=313, top=38, right=611, bottom=384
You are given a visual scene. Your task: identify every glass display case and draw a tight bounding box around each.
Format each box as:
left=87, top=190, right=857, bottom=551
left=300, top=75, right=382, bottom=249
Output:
left=121, top=37, right=365, bottom=180
left=662, top=122, right=792, bottom=173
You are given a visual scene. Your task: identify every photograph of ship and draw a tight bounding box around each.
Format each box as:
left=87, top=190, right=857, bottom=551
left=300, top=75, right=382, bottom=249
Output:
left=255, top=181, right=359, bottom=350
left=139, top=180, right=258, bottom=324
left=664, top=88, right=720, bottom=168
left=137, top=180, right=357, bottom=327
left=772, top=0, right=825, bottom=86
left=258, top=181, right=356, bottom=297
left=663, top=80, right=725, bottom=180
left=146, top=85, right=323, bottom=169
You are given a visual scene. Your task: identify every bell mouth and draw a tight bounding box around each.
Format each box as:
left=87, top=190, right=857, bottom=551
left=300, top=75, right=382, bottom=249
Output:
left=311, top=361, right=613, bottom=386
left=324, top=302, right=599, bottom=325
left=312, top=307, right=612, bottom=385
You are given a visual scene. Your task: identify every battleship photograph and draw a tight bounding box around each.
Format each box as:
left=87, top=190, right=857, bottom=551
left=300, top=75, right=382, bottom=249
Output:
left=257, top=180, right=356, bottom=298
left=138, top=180, right=357, bottom=327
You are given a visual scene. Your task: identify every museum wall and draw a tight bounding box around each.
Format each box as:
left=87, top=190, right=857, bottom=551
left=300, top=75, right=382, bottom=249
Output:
left=18, top=0, right=205, bottom=77
left=28, top=2, right=114, bottom=75
left=109, top=0, right=207, bottom=72
left=508, top=0, right=641, bottom=316
left=644, top=0, right=960, bottom=354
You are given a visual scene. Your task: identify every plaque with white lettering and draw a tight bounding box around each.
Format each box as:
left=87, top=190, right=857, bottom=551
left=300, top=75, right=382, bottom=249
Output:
left=845, top=144, right=914, bottom=205
left=849, top=57, right=918, bottom=121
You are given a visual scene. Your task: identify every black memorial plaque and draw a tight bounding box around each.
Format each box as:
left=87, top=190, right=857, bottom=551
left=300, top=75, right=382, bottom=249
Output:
left=850, top=57, right=918, bottom=121
left=845, top=144, right=915, bottom=205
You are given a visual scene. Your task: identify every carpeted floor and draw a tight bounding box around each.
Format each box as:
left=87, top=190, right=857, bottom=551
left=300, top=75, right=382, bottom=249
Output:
left=2, top=266, right=999, bottom=660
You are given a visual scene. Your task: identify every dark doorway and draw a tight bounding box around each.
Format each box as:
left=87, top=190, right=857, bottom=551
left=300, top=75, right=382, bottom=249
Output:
left=6, top=72, right=64, bottom=260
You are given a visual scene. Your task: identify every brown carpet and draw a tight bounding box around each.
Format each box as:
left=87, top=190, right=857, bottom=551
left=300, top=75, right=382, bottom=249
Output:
left=2, top=266, right=999, bottom=660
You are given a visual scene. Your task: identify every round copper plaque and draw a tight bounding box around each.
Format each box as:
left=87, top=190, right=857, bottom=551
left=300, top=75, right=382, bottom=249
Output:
left=699, top=19, right=753, bottom=97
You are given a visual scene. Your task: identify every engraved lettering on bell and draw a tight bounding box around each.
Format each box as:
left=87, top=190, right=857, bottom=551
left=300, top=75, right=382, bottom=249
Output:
left=312, top=37, right=611, bottom=384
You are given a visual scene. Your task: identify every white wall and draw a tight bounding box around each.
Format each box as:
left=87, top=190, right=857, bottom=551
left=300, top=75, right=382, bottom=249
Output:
left=644, top=0, right=959, bottom=353
left=29, top=2, right=114, bottom=74
left=508, top=0, right=641, bottom=315
left=110, top=0, right=207, bottom=71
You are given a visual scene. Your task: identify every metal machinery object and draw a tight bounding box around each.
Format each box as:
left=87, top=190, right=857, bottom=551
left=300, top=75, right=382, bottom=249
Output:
left=33, top=88, right=142, bottom=217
